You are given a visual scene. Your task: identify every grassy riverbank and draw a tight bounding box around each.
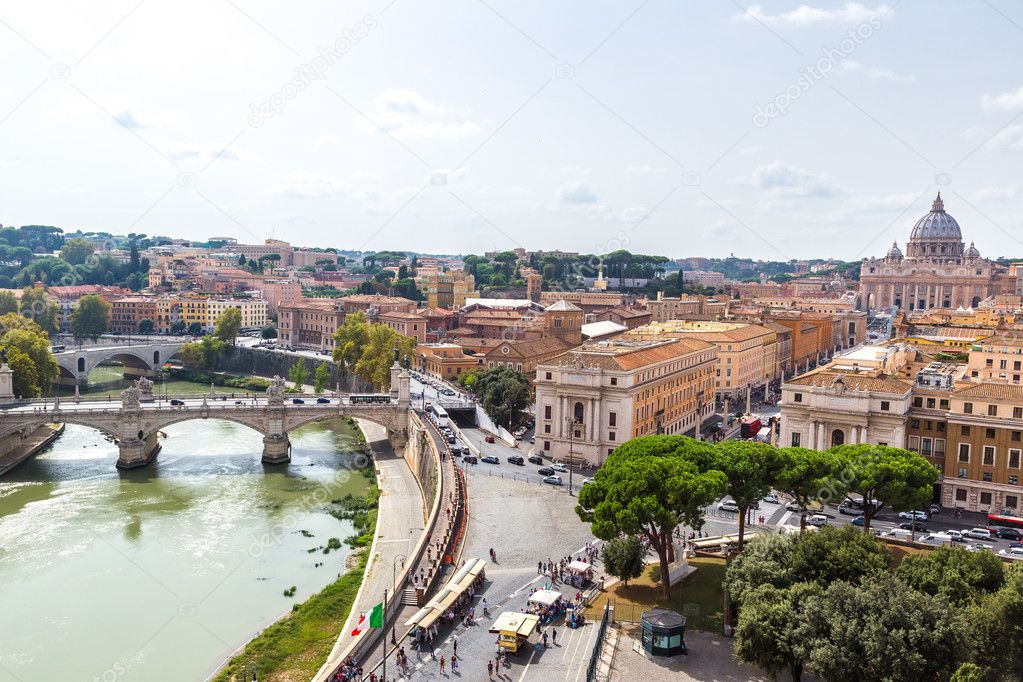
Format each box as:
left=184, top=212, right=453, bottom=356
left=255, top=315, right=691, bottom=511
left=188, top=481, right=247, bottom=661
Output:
left=212, top=549, right=368, bottom=682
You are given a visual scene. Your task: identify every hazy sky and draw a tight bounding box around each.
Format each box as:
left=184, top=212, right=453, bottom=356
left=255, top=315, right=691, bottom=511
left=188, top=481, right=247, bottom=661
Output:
left=2, top=1, right=1023, bottom=260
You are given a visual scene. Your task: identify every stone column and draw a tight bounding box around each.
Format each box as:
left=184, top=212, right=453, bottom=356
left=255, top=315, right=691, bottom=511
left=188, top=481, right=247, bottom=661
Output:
left=262, top=434, right=291, bottom=464
left=117, top=431, right=161, bottom=469
left=0, top=362, right=13, bottom=405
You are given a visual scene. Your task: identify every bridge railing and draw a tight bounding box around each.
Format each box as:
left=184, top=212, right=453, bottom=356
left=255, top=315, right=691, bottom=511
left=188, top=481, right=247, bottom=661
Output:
left=9, top=393, right=406, bottom=407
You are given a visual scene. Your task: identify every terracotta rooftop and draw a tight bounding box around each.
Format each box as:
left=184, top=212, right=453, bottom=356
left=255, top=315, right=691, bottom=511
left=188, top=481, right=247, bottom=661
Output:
left=787, top=369, right=912, bottom=394
left=953, top=383, right=1023, bottom=401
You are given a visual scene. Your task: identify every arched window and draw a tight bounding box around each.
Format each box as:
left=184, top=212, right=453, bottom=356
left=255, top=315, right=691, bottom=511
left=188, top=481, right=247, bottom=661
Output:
left=153, top=350, right=160, bottom=366
left=574, top=402, right=584, bottom=423
left=77, top=357, right=85, bottom=373
left=831, top=429, right=845, bottom=447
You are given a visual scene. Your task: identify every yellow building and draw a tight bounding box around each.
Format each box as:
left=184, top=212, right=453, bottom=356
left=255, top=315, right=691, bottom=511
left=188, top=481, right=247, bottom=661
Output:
left=206, top=298, right=267, bottom=331
left=181, top=298, right=208, bottom=332
left=421, top=271, right=478, bottom=310
left=626, top=320, right=779, bottom=401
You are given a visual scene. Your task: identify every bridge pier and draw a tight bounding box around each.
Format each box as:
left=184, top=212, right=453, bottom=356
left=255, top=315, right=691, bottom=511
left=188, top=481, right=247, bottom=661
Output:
left=387, top=427, right=408, bottom=452
left=116, top=431, right=161, bottom=469
left=262, top=433, right=291, bottom=464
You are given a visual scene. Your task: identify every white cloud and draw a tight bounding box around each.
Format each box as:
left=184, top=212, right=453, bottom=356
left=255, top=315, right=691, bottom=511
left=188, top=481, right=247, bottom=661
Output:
left=841, top=61, right=915, bottom=83
left=164, top=143, right=241, bottom=162
left=557, top=181, right=598, bottom=204
left=268, top=173, right=351, bottom=198
left=734, top=160, right=842, bottom=198
left=982, top=86, right=1023, bottom=112
left=736, top=3, right=891, bottom=26
left=985, top=125, right=1023, bottom=152
left=972, top=185, right=1019, bottom=202
left=357, top=89, right=481, bottom=139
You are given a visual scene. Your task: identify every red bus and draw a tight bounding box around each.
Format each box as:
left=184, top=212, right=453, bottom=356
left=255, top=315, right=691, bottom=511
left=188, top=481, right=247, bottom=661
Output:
left=987, top=513, right=1023, bottom=528
left=740, top=417, right=762, bottom=439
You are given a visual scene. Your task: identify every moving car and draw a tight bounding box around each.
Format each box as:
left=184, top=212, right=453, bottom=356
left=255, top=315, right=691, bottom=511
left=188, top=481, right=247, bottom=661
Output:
left=786, top=501, right=803, bottom=512
left=945, top=529, right=965, bottom=542
left=507, top=455, right=524, bottom=466
left=528, top=455, right=543, bottom=465
left=537, top=467, right=555, bottom=476
left=481, top=455, right=499, bottom=464
left=543, top=475, right=563, bottom=486
left=551, top=463, right=568, bottom=473
left=316, top=397, right=331, bottom=404
left=762, top=493, right=781, bottom=504
left=806, top=514, right=829, bottom=527
left=851, top=516, right=865, bottom=526
left=998, top=547, right=1023, bottom=560
left=899, top=521, right=928, bottom=532
left=170, top=399, right=184, bottom=406
left=292, top=398, right=305, bottom=404
left=964, top=527, right=993, bottom=540
left=839, top=501, right=862, bottom=515
left=717, top=500, right=740, bottom=513
left=997, top=527, right=1023, bottom=541
left=462, top=455, right=478, bottom=464
left=898, top=510, right=929, bottom=520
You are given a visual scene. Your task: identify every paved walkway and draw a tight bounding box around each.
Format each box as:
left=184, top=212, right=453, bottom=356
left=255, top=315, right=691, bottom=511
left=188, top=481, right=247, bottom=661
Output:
left=318, top=419, right=427, bottom=674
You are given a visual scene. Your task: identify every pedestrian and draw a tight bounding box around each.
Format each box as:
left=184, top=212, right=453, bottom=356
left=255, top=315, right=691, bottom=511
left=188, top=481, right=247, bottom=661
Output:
left=542, top=630, right=549, bottom=648
left=538, top=560, right=543, bottom=574
left=453, top=635, right=458, bottom=656
left=488, top=660, right=494, bottom=679
left=482, top=598, right=489, bottom=616
left=440, top=655, right=446, bottom=673
left=451, top=654, right=458, bottom=672
left=552, top=627, right=558, bottom=645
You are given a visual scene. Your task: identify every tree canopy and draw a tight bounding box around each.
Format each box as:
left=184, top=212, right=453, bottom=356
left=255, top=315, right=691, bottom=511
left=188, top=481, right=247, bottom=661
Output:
left=213, top=307, right=242, bottom=344
left=829, top=444, right=939, bottom=530
left=467, top=365, right=531, bottom=430
left=69, top=294, right=111, bottom=341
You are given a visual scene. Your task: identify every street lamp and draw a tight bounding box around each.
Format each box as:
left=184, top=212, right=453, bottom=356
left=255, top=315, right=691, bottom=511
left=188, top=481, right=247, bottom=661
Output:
left=392, top=553, right=407, bottom=645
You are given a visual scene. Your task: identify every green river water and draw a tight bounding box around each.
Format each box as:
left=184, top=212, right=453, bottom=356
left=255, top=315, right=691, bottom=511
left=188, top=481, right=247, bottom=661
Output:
left=0, top=382, right=372, bottom=681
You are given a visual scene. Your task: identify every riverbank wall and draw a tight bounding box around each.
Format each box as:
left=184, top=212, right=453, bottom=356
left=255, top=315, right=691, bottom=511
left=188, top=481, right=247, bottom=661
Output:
left=0, top=423, right=66, bottom=477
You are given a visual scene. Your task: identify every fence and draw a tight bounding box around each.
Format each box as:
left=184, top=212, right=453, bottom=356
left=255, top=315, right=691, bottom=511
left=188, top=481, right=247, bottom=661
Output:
left=585, top=602, right=613, bottom=682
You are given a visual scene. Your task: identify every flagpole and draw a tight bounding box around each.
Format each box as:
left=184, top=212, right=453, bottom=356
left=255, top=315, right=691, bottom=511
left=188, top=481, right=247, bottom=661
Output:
left=382, top=588, right=388, bottom=682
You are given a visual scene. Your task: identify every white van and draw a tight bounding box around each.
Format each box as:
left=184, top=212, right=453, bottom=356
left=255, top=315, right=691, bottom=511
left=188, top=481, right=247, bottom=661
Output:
left=919, top=533, right=954, bottom=546
left=883, top=528, right=913, bottom=540
left=806, top=514, right=828, bottom=527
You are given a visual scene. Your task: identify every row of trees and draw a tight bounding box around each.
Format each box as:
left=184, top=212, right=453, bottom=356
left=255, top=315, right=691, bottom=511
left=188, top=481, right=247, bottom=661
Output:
left=458, top=365, right=531, bottom=430
left=0, top=313, right=59, bottom=398
left=727, top=526, right=1022, bottom=681
left=576, top=436, right=939, bottom=599
left=332, top=311, right=415, bottom=390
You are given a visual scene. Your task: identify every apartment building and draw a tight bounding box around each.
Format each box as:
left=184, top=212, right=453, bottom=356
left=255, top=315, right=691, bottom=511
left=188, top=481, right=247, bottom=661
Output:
left=420, top=270, right=478, bottom=310
left=277, top=299, right=344, bottom=350
left=415, top=343, right=481, bottom=380
left=966, top=333, right=1023, bottom=383
left=378, top=311, right=427, bottom=344
left=645, top=293, right=729, bottom=323
left=533, top=337, right=718, bottom=465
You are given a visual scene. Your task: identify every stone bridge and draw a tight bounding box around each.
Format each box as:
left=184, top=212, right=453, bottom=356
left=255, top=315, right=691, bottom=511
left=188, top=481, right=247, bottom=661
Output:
left=0, top=367, right=412, bottom=469
left=54, top=339, right=188, bottom=386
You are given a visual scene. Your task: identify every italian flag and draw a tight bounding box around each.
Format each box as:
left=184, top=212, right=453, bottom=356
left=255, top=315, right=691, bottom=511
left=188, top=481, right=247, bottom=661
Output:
left=351, top=602, right=383, bottom=637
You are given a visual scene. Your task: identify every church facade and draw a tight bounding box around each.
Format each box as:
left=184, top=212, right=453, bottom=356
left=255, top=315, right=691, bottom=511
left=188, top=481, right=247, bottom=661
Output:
left=859, top=194, right=1013, bottom=312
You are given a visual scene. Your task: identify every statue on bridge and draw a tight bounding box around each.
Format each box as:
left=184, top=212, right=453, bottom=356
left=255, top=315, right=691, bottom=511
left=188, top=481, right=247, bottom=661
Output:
left=120, top=383, right=141, bottom=410
left=266, top=375, right=286, bottom=406
left=136, top=375, right=154, bottom=403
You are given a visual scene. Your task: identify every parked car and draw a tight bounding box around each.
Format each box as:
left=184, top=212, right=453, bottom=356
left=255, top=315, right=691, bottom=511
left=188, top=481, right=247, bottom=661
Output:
left=481, top=455, right=499, bottom=464
left=997, top=527, right=1023, bottom=541
left=485, top=435, right=495, bottom=444
left=945, top=529, right=965, bottom=542
left=762, top=493, right=781, bottom=504
left=786, top=501, right=803, bottom=512
left=292, top=398, right=305, bottom=404
left=899, top=521, right=928, bottom=532
left=543, top=475, right=563, bottom=486
left=462, top=455, right=478, bottom=464
left=528, top=455, right=543, bottom=465
left=507, top=455, right=524, bottom=466
left=316, top=397, right=331, bottom=404
left=581, top=477, right=593, bottom=486
left=717, top=500, right=740, bottom=513
left=170, top=399, right=184, bottom=406
left=965, top=542, right=995, bottom=552
left=806, top=514, right=829, bottom=527
left=839, top=501, right=862, bottom=515
left=551, top=463, right=568, bottom=473
left=964, top=527, right=994, bottom=540
left=537, top=467, right=555, bottom=476
left=898, top=510, right=929, bottom=520
left=999, top=547, right=1023, bottom=560
left=851, top=515, right=865, bottom=526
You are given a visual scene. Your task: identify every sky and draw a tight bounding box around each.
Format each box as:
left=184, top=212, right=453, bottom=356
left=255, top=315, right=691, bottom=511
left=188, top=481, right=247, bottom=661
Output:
left=2, top=1, right=1023, bottom=261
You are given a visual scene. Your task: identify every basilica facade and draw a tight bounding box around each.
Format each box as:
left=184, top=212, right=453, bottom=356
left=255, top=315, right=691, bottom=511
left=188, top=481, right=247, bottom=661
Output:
left=860, top=193, right=1012, bottom=311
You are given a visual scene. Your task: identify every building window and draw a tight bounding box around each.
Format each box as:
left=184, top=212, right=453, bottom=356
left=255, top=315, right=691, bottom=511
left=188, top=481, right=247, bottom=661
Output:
left=609, top=412, right=617, bottom=427
left=609, top=432, right=616, bottom=441
left=910, top=419, right=920, bottom=429
left=981, top=492, right=993, bottom=505
left=984, top=446, right=996, bottom=466
left=1014, top=431, right=1022, bottom=442
left=913, top=397, right=923, bottom=407
left=574, top=402, right=584, bottom=423
left=962, top=426, right=971, bottom=436
left=1011, top=477, right=1020, bottom=487
left=545, top=372, right=552, bottom=380
left=610, top=377, right=618, bottom=386
left=794, top=393, right=802, bottom=403
left=987, top=428, right=997, bottom=439
left=1015, top=407, right=1023, bottom=419
left=927, top=398, right=936, bottom=409
left=922, top=438, right=932, bottom=456
left=908, top=436, right=920, bottom=453
left=989, top=404, right=998, bottom=417
left=964, top=402, right=973, bottom=414
left=958, top=443, right=970, bottom=462
left=1008, top=495, right=1020, bottom=509
left=543, top=441, right=550, bottom=451
left=544, top=405, right=552, bottom=419
left=940, top=399, right=949, bottom=409
left=1011, top=450, right=1021, bottom=469
left=880, top=401, right=890, bottom=411
left=544, top=424, right=551, bottom=434
left=956, top=488, right=967, bottom=501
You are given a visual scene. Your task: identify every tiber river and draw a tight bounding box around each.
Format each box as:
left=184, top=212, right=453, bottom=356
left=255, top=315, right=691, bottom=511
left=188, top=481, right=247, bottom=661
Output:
left=0, top=408, right=372, bottom=681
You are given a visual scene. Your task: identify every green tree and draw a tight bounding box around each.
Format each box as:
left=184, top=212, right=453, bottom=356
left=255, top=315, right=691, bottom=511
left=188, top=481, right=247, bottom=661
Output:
left=950, top=663, right=984, bottom=682
left=354, top=323, right=415, bottom=389
left=599, top=536, right=645, bottom=586
left=577, top=435, right=727, bottom=598
left=829, top=444, right=940, bottom=531
left=169, top=320, right=187, bottom=335
left=967, top=563, right=1023, bottom=680
left=897, top=545, right=1004, bottom=606
left=713, top=440, right=780, bottom=549
left=179, top=336, right=225, bottom=370
left=213, top=306, right=242, bottom=345
left=333, top=311, right=370, bottom=384
left=804, top=575, right=968, bottom=682
left=774, top=447, right=848, bottom=531
left=260, top=325, right=278, bottom=339
left=138, top=319, right=154, bottom=335
left=69, top=294, right=111, bottom=341
left=469, top=365, right=531, bottom=431
left=733, top=582, right=821, bottom=682
left=0, top=315, right=58, bottom=396
left=313, top=363, right=331, bottom=394
left=6, top=346, right=40, bottom=398
left=19, top=287, right=59, bottom=336
left=0, top=291, right=18, bottom=314
left=187, top=322, right=204, bottom=336
left=60, top=237, right=95, bottom=265
left=289, top=359, right=309, bottom=390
